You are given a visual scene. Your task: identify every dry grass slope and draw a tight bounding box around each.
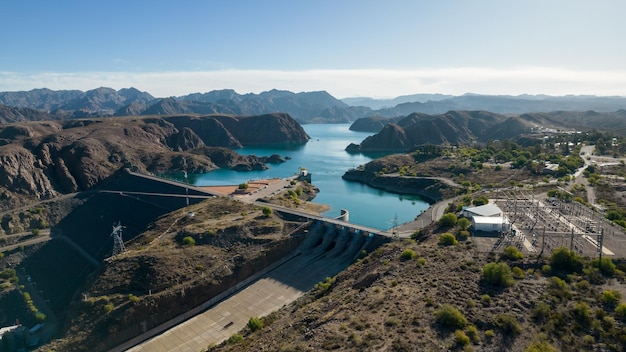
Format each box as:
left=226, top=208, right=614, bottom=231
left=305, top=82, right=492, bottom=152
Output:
left=212, top=233, right=626, bottom=352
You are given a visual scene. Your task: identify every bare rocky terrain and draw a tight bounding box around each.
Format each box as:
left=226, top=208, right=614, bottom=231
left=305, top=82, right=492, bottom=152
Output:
left=0, top=113, right=309, bottom=213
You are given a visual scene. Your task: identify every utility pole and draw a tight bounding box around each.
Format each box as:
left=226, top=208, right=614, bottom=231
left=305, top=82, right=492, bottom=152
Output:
left=598, top=224, right=604, bottom=272
left=183, top=156, right=189, bottom=206
left=392, top=214, right=399, bottom=241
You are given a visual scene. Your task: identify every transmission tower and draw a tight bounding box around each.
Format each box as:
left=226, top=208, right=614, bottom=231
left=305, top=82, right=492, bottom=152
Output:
left=111, top=221, right=126, bottom=256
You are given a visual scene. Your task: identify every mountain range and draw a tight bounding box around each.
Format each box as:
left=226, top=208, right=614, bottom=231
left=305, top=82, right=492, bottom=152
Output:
left=1, top=87, right=626, bottom=124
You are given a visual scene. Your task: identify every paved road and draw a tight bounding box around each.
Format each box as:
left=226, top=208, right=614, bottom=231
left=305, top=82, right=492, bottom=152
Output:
left=0, top=229, right=51, bottom=252
left=577, top=145, right=598, bottom=207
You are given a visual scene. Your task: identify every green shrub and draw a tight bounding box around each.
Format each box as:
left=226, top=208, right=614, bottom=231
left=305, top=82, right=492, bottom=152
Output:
left=575, top=279, right=590, bottom=291
left=457, top=218, right=471, bottom=231
left=550, top=247, right=583, bottom=273
left=228, top=333, right=244, bottom=344
left=547, top=276, right=570, bottom=301
left=572, top=301, right=591, bottom=326
left=590, top=257, right=617, bottom=276
left=36, top=219, right=49, bottom=229
left=480, top=294, right=491, bottom=305
left=314, top=277, right=335, bottom=295
left=247, top=316, right=264, bottom=332
left=0, top=269, right=16, bottom=280
left=531, top=302, right=551, bottom=322
left=435, top=304, right=467, bottom=329
left=439, top=213, right=458, bottom=227
left=454, top=330, right=470, bottom=346
left=458, top=230, right=470, bottom=241
left=494, top=313, right=521, bottom=336
left=466, top=325, right=480, bottom=343
left=502, top=246, right=523, bottom=260
left=103, top=303, right=114, bottom=314
left=439, top=233, right=458, bottom=246
left=262, top=206, right=273, bottom=217
left=511, top=266, right=525, bottom=279
left=32, top=228, right=41, bottom=236
left=614, top=303, right=626, bottom=321
left=601, top=290, right=622, bottom=307
left=182, top=236, right=196, bottom=246
left=34, top=312, right=46, bottom=322
left=482, top=262, right=515, bottom=287
left=485, top=329, right=495, bottom=339
left=582, top=334, right=595, bottom=346
left=128, top=294, right=139, bottom=304
left=472, top=196, right=489, bottom=206
left=410, top=229, right=423, bottom=240
left=417, top=257, right=427, bottom=268
left=400, top=248, right=416, bottom=260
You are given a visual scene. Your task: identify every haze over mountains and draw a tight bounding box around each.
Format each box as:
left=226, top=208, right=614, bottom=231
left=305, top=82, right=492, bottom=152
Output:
left=1, top=87, right=626, bottom=124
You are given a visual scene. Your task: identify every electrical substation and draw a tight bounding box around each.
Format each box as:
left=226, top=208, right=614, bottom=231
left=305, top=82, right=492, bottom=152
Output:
left=472, top=190, right=626, bottom=260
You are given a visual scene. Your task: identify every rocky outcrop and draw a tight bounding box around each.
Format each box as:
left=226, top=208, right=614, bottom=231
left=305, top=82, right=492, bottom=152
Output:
left=164, top=115, right=242, bottom=148
left=348, top=115, right=402, bottom=133
left=342, top=169, right=456, bottom=202
left=259, top=154, right=286, bottom=164
left=0, top=104, right=57, bottom=123
left=341, top=153, right=459, bottom=202
left=347, top=111, right=530, bottom=153
left=197, top=147, right=267, bottom=171
left=166, top=127, right=205, bottom=151
left=0, top=145, right=59, bottom=198
left=210, top=113, right=310, bottom=145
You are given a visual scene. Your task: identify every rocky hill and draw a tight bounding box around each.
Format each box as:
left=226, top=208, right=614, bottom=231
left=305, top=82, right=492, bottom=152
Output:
left=0, top=113, right=309, bottom=206
left=0, top=87, right=154, bottom=117
left=210, top=234, right=626, bottom=352
left=348, top=115, right=403, bottom=133
left=347, top=111, right=537, bottom=153
left=0, top=104, right=57, bottom=123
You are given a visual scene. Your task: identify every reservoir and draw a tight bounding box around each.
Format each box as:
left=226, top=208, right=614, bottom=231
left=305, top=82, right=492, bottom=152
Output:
left=192, top=124, right=430, bottom=230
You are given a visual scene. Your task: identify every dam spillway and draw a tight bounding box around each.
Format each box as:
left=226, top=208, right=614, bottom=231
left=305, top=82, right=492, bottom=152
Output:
left=121, top=220, right=389, bottom=352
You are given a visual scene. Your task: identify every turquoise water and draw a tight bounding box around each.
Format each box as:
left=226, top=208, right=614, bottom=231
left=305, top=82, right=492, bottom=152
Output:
left=192, top=124, right=430, bottom=230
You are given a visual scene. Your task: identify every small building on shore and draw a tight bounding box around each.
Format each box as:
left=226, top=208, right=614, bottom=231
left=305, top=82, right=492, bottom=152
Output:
left=298, top=167, right=312, bottom=183
left=471, top=216, right=510, bottom=233
left=463, top=203, right=510, bottom=235
left=462, top=203, right=502, bottom=218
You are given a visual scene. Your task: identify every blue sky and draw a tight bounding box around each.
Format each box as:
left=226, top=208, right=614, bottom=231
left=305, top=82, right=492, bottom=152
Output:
left=1, top=0, right=625, bottom=98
